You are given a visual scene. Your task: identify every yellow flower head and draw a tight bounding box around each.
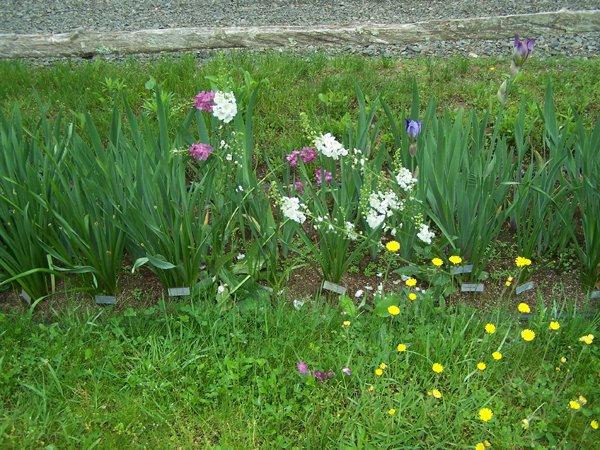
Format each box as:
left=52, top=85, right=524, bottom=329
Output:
left=387, top=305, right=400, bottom=316
left=578, top=395, right=587, bottom=405
left=485, top=323, right=496, bottom=334
left=369, top=384, right=375, bottom=392
left=515, top=256, right=532, bottom=267
left=386, top=240, right=400, bottom=252
left=408, top=293, right=417, bottom=301
left=405, top=278, right=417, bottom=287
left=484, top=441, right=491, bottom=448
left=591, top=420, right=599, bottom=430
left=432, top=258, right=443, bottom=267
left=379, top=362, right=388, bottom=370
left=475, top=444, right=485, bottom=450
left=432, top=363, right=444, bottom=373
left=388, top=408, right=396, bottom=415
left=397, top=343, right=407, bottom=352
left=375, top=368, right=383, bottom=376
left=432, top=389, right=442, bottom=399
left=569, top=400, right=581, bottom=410
left=449, top=255, right=462, bottom=265
left=521, top=329, right=536, bottom=342
left=518, top=302, right=531, bottom=313
left=479, top=408, right=493, bottom=422
left=492, top=351, right=503, bottom=361
left=342, top=320, right=351, bottom=328
left=549, top=321, right=560, bottom=331
left=505, top=279, right=512, bottom=287
left=522, top=418, right=530, bottom=430
left=579, top=334, right=594, bottom=345
left=477, top=362, right=487, bottom=371
left=560, top=356, right=567, bottom=363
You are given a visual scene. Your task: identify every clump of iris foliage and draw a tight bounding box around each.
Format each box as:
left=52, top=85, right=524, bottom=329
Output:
left=0, top=294, right=598, bottom=448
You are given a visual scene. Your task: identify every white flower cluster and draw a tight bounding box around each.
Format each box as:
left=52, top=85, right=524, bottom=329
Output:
left=345, top=221, right=359, bottom=241
left=417, top=223, right=435, bottom=244
left=366, top=190, right=401, bottom=229
left=280, top=196, right=306, bottom=224
left=395, top=167, right=418, bottom=192
left=212, top=91, right=237, bottom=123
left=350, top=148, right=366, bottom=169
left=314, top=133, right=348, bottom=160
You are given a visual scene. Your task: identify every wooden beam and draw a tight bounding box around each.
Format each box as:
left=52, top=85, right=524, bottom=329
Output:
left=0, top=10, right=598, bottom=59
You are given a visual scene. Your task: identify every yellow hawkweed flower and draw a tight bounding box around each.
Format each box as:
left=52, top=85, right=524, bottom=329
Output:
left=492, top=351, right=503, bottom=360
left=387, top=305, right=400, bottom=316
left=479, top=408, right=493, bottom=422
left=475, top=444, right=485, bottom=450
left=477, top=362, right=487, bottom=371
left=560, top=357, right=567, bottom=363
left=405, top=278, right=417, bottom=287
left=518, top=302, right=531, bottom=313
left=408, top=293, right=417, bottom=301
left=521, top=329, right=536, bottom=342
left=432, top=363, right=444, bottom=373
left=342, top=320, right=351, bottom=327
left=591, top=420, right=598, bottom=430
left=388, top=408, right=396, bottom=415
left=484, top=441, right=491, bottom=448
left=397, top=343, right=407, bottom=352
left=515, top=256, right=532, bottom=267
left=379, top=362, right=387, bottom=370
left=432, top=258, right=443, bottom=267
left=578, top=395, right=587, bottom=405
left=485, top=323, right=496, bottom=334
left=432, top=389, right=442, bottom=399
left=549, top=321, right=560, bottom=331
left=569, top=400, right=581, bottom=410
left=579, top=334, right=594, bottom=345
left=385, top=240, right=400, bottom=252
left=375, top=368, right=383, bottom=376
left=449, top=255, right=462, bottom=265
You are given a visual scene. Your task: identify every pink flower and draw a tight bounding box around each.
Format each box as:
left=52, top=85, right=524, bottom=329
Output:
left=300, top=146, right=317, bottom=163
left=296, top=360, right=309, bottom=374
left=295, top=180, right=304, bottom=194
left=342, top=367, right=352, bottom=376
left=315, top=168, right=333, bottom=185
left=313, top=370, right=325, bottom=382
left=326, top=370, right=335, bottom=379
left=286, top=150, right=300, bottom=167
left=188, top=143, right=213, bottom=161
left=193, top=91, right=216, bottom=112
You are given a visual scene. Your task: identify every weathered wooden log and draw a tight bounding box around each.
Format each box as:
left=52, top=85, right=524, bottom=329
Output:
left=0, top=10, right=598, bottom=59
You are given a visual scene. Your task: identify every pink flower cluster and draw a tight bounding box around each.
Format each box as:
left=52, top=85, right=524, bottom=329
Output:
left=296, top=360, right=351, bottom=382
left=188, top=143, right=213, bottom=161
left=286, top=146, right=318, bottom=167
left=193, top=91, right=215, bottom=112
left=315, top=168, right=333, bottom=185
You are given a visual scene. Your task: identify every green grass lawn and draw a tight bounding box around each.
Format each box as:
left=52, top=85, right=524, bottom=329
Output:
left=1, top=295, right=598, bottom=449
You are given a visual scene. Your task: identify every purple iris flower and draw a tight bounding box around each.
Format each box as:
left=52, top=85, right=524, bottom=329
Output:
left=405, top=119, right=422, bottom=140
left=296, top=360, right=309, bottom=374
left=513, top=34, right=535, bottom=67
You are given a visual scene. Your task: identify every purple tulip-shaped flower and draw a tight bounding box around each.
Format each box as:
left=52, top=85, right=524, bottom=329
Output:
left=342, top=367, right=352, bottom=376
left=296, top=360, right=309, bottom=374
left=513, top=34, right=535, bottom=68
left=405, top=119, right=422, bottom=140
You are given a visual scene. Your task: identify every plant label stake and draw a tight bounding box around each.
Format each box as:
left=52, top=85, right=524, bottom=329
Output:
left=20, top=290, right=31, bottom=305
left=516, top=282, right=535, bottom=295
left=168, top=287, right=191, bottom=297
left=590, top=291, right=600, bottom=299
left=450, top=265, right=473, bottom=275
left=322, top=281, right=347, bottom=295
left=95, top=295, right=117, bottom=305
left=461, top=283, right=484, bottom=292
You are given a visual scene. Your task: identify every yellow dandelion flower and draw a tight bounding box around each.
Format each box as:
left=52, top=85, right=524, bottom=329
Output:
left=375, top=368, right=383, bottom=376
left=405, top=278, right=417, bottom=287
left=432, top=363, right=444, bottom=373
left=591, top=420, right=598, bottom=430
left=475, top=444, right=485, bottom=450
left=387, top=305, right=400, bottom=316
left=518, top=302, right=531, bottom=313
left=521, top=329, right=536, bottom=342
left=549, top=321, right=560, bottom=331
left=578, top=395, right=587, bottom=405
left=555, top=367, right=561, bottom=372
left=449, top=255, right=462, bottom=265
left=432, top=258, right=443, bottom=267
left=515, top=256, right=532, bottom=267
left=397, top=343, right=407, bottom=352
left=408, top=293, right=417, bottom=301
left=477, top=362, right=487, bottom=371
left=369, top=385, right=375, bottom=392
left=385, top=240, right=400, bottom=252
left=479, top=408, right=493, bottom=422
left=342, top=320, right=351, bottom=327
left=560, top=357, right=567, bottom=363
left=485, top=323, right=496, bottom=334
left=505, top=276, right=513, bottom=287
left=569, top=400, right=581, bottom=410
left=388, top=408, right=396, bottom=415
left=484, top=441, right=491, bottom=448
left=379, top=362, right=387, bottom=370
left=579, top=334, right=594, bottom=345
left=492, top=351, right=503, bottom=360
left=432, top=389, right=442, bottom=399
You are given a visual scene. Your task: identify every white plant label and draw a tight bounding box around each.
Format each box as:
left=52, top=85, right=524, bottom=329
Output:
left=450, top=265, right=473, bottom=275
left=461, top=283, right=484, bottom=292
left=20, top=290, right=31, bottom=305
left=168, top=287, right=191, bottom=297
left=322, top=280, right=347, bottom=295
left=95, top=295, right=117, bottom=305
left=516, top=282, right=535, bottom=295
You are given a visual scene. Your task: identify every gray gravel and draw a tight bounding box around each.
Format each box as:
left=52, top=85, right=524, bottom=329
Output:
left=1, top=0, right=599, bottom=60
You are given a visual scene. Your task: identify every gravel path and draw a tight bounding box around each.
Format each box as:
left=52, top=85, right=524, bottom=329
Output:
left=1, top=0, right=599, bottom=58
